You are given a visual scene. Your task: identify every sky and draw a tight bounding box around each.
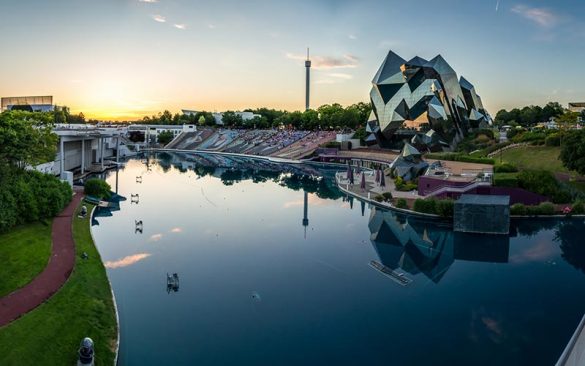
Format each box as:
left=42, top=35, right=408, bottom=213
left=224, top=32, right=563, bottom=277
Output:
left=0, top=0, right=583, bottom=121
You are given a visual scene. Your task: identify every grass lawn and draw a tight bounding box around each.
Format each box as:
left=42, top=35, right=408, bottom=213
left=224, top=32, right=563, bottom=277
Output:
left=0, top=203, right=117, bottom=366
left=0, top=222, right=52, bottom=297
left=497, top=146, right=568, bottom=173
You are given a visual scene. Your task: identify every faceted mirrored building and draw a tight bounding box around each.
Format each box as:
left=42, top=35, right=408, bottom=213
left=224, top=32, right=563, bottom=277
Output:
left=366, top=51, right=491, bottom=151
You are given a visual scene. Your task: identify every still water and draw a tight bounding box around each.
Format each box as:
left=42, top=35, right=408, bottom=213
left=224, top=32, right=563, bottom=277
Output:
left=92, top=152, right=585, bottom=366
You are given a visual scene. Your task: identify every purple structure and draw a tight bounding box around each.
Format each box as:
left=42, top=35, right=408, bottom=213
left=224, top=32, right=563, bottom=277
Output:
left=418, top=176, right=548, bottom=206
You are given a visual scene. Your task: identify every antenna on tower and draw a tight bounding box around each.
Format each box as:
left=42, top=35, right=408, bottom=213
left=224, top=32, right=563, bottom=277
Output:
left=305, top=47, right=311, bottom=111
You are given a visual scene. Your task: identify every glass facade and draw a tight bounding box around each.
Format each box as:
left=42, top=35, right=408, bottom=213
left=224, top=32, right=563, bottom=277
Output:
left=367, top=51, right=490, bottom=150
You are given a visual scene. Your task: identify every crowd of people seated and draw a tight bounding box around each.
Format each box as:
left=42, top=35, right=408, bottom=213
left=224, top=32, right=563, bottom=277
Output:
left=165, top=128, right=336, bottom=159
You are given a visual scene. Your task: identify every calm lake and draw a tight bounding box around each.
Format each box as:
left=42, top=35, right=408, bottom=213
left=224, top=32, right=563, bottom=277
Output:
left=92, top=152, right=585, bottom=366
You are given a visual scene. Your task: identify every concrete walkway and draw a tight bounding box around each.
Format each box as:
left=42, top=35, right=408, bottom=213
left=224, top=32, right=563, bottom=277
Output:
left=0, top=189, right=83, bottom=327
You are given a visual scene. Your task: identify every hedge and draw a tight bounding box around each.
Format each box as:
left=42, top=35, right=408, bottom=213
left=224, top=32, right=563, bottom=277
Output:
left=511, top=202, right=555, bottom=216
left=493, top=173, right=519, bottom=188
left=395, top=198, right=408, bottom=209
left=494, top=163, right=518, bottom=173
left=572, top=201, right=585, bottom=215
left=425, top=153, right=495, bottom=165
left=413, top=198, right=454, bottom=217
left=0, top=168, right=72, bottom=233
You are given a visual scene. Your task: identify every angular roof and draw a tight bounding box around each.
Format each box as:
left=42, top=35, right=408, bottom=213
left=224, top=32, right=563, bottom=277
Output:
left=401, top=142, right=421, bottom=158
left=372, top=50, right=407, bottom=84
left=459, top=76, right=474, bottom=91
left=406, top=56, right=428, bottom=67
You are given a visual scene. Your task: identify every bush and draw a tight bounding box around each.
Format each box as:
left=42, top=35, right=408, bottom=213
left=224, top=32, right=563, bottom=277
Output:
left=413, top=198, right=437, bottom=215
left=572, top=201, right=585, bottom=215
left=373, top=194, right=384, bottom=203
left=494, top=163, right=518, bottom=173
left=84, top=178, right=111, bottom=199
left=545, top=133, right=561, bottom=147
left=517, top=170, right=571, bottom=203
left=425, top=153, right=495, bottom=165
left=0, top=168, right=72, bottom=233
left=526, top=202, right=555, bottom=216
left=493, top=173, right=519, bottom=188
left=382, top=192, right=393, bottom=201
left=436, top=199, right=454, bottom=218
left=511, top=203, right=527, bottom=215
left=394, top=176, right=417, bottom=192
left=395, top=198, right=408, bottom=209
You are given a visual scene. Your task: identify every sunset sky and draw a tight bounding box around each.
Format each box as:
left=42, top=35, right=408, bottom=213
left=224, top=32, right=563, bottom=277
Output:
left=0, top=0, right=583, bottom=120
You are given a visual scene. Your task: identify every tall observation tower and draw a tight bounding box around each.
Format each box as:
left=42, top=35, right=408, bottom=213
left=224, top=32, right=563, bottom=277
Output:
left=305, top=48, right=311, bottom=111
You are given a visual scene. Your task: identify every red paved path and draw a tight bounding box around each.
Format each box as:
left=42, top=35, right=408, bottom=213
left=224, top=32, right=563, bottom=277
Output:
left=0, top=190, right=83, bottom=327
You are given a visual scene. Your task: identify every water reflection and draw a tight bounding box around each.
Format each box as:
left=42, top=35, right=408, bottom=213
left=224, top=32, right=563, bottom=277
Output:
left=368, top=207, right=509, bottom=284
left=90, top=153, right=585, bottom=366
left=556, top=220, right=585, bottom=274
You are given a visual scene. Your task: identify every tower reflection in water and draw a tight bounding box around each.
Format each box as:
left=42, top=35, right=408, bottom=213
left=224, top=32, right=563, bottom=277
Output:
left=368, top=207, right=510, bottom=284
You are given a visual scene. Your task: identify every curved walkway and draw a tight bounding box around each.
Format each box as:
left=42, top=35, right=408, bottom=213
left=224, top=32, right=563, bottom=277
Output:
left=0, top=189, right=83, bottom=327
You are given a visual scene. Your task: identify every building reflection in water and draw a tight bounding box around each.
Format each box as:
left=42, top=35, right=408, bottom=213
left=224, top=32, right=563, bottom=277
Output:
left=368, top=207, right=510, bottom=284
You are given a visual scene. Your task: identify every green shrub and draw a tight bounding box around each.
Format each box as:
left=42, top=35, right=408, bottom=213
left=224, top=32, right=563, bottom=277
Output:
left=572, top=201, right=585, bottom=215
left=517, top=170, right=571, bottom=203
left=0, top=168, right=72, bottom=233
left=395, top=198, right=408, bottom=209
left=436, top=199, right=454, bottom=217
left=84, top=178, right=111, bottom=199
left=425, top=153, right=495, bottom=165
left=413, top=198, right=437, bottom=215
left=494, top=163, right=518, bottom=173
left=526, top=202, right=555, bottom=216
left=373, top=194, right=384, bottom=202
left=545, top=133, right=561, bottom=147
left=382, top=192, right=393, bottom=201
left=510, top=203, right=527, bottom=215
left=493, top=173, right=519, bottom=188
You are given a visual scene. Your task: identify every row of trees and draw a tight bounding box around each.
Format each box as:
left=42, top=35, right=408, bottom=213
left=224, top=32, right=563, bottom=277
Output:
left=53, top=106, right=90, bottom=124
left=0, top=110, right=72, bottom=232
left=139, top=102, right=372, bottom=131
left=494, top=102, right=582, bottom=127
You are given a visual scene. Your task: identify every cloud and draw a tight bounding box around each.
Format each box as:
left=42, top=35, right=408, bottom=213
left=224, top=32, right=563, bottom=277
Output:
left=511, top=5, right=559, bottom=28
left=170, top=227, right=182, bottom=233
left=152, top=14, right=166, bottom=23
left=208, top=24, right=216, bottom=29
left=139, top=0, right=158, bottom=2
left=149, top=233, right=163, bottom=242
left=327, top=73, right=353, bottom=80
left=174, top=24, right=187, bottom=30
left=104, top=253, right=152, bottom=269
left=285, top=53, right=359, bottom=70
left=348, top=34, right=357, bottom=40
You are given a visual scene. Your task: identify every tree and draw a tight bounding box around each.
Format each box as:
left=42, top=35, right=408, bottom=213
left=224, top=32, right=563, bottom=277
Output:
left=0, top=110, right=57, bottom=168
left=221, top=111, right=243, bottom=127
left=84, top=178, right=111, bottom=199
left=157, top=130, right=174, bottom=145
left=560, top=130, right=585, bottom=175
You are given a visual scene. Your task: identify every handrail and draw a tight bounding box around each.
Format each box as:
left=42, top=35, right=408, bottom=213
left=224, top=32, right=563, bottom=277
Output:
left=425, top=180, right=490, bottom=197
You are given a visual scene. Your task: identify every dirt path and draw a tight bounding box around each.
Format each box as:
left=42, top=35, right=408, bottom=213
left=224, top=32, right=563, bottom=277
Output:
left=0, top=189, right=83, bottom=327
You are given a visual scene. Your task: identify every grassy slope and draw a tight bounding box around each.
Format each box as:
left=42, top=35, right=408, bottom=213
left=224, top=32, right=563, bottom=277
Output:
left=0, top=222, right=52, bottom=297
left=498, top=146, right=568, bottom=173
left=0, top=203, right=117, bottom=366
